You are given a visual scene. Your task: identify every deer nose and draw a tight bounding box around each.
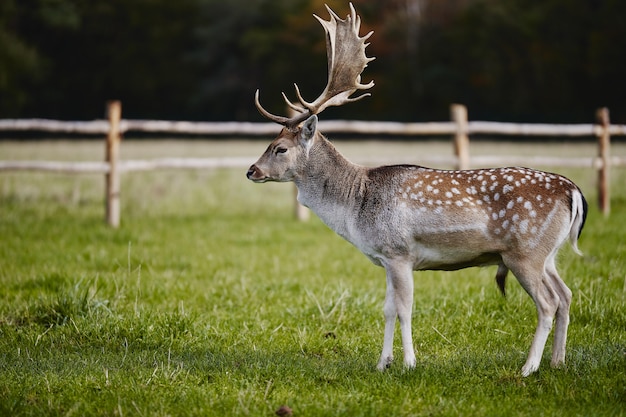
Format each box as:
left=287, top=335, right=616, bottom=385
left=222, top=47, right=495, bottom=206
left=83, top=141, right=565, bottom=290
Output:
left=246, top=165, right=257, bottom=180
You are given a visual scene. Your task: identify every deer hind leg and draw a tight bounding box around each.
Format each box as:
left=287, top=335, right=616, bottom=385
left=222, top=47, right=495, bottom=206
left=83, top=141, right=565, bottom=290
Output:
left=377, top=261, right=415, bottom=370
left=545, top=251, right=572, bottom=368
left=504, top=255, right=560, bottom=376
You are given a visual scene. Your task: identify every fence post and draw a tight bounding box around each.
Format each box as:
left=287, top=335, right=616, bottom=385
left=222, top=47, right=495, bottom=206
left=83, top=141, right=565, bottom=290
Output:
left=451, top=104, right=470, bottom=170
left=596, top=107, right=611, bottom=216
left=105, top=100, right=122, bottom=228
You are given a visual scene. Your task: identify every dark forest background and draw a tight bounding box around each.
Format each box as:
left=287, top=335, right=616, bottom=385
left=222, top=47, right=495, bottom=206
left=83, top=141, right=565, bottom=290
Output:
left=2, top=0, right=625, bottom=123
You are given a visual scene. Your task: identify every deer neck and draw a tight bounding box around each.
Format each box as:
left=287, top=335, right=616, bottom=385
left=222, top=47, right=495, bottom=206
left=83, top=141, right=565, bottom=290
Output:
left=294, top=137, right=367, bottom=232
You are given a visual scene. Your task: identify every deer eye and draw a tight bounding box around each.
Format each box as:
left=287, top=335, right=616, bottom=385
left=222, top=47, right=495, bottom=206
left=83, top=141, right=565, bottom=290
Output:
left=274, top=146, right=288, bottom=155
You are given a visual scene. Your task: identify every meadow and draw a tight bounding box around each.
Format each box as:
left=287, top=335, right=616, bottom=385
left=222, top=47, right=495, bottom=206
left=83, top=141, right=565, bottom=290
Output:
left=0, top=138, right=625, bottom=416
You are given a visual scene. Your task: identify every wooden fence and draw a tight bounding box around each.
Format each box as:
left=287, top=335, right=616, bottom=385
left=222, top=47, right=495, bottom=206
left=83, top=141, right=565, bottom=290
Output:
left=1, top=101, right=625, bottom=226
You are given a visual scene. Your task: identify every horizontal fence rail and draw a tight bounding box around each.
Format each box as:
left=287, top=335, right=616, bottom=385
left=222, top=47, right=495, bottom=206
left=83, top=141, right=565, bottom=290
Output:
left=4, top=118, right=626, bottom=137
left=1, top=102, right=624, bottom=226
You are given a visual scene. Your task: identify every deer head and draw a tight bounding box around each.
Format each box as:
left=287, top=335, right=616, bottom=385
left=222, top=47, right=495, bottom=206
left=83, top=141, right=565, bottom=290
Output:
left=247, top=3, right=374, bottom=183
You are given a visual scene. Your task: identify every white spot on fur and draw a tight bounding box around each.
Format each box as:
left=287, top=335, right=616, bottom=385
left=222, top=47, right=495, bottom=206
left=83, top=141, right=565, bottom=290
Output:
left=503, top=184, right=514, bottom=194
left=520, top=219, right=529, bottom=234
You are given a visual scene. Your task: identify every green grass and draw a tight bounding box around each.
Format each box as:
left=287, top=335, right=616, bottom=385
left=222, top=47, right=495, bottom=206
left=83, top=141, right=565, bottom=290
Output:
left=1, top=140, right=625, bottom=416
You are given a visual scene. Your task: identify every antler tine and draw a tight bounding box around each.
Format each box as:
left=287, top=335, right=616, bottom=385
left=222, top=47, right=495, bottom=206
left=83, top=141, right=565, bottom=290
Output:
left=293, top=83, right=310, bottom=112
left=255, top=90, right=294, bottom=125
left=282, top=90, right=306, bottom=114
left=349, top=2, right=360, bottom=33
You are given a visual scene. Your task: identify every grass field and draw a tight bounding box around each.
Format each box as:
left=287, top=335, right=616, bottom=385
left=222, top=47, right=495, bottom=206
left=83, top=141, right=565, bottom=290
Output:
left=1, top=139, right=625, bottom=416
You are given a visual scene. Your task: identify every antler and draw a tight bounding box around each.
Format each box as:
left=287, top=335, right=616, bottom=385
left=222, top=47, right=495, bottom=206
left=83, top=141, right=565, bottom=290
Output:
left=255, top=3, right=375, bottom=130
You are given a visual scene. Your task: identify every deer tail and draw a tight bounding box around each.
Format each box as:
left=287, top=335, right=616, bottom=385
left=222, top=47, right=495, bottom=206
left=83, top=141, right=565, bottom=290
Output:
left=569, top=188, right=588, bottom=256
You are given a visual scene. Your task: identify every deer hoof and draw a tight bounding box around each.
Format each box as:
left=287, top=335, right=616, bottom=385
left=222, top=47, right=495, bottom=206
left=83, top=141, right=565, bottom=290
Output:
left=521, top=361, right=540, bottom=377
left=376, top=356, right=393, bottom=371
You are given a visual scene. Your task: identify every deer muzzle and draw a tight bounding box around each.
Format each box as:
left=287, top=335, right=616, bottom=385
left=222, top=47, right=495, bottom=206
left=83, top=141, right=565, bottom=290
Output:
left=246, top=164, right=268, bottom=183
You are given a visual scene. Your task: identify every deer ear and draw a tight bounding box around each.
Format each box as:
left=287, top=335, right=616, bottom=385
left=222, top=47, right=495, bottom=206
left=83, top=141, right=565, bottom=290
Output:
left=300, top=115, right=318, bottom=145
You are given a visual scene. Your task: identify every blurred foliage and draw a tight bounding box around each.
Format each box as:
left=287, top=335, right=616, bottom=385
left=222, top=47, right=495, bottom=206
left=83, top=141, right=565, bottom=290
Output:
left=1, top=0, right=625, bottom=122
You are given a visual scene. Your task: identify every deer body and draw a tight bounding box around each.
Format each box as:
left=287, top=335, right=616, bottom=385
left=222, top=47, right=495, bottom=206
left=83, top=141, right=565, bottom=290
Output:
left=247, top=4, right=587, bottom=376
left=248, top=116, right=587, bottom=376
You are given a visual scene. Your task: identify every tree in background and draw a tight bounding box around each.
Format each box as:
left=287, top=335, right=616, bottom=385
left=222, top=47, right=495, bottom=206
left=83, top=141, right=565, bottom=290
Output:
left=1, top=0, right=625, bottom=123
left=0, top=0, right=79, bottom=117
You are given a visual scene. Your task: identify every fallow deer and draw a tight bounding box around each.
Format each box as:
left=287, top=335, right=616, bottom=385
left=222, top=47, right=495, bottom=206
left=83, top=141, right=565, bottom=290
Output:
left=247, top=3, right=587, bottom=376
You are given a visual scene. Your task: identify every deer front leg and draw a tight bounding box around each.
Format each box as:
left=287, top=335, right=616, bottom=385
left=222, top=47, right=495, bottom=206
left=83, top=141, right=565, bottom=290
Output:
left=377, top=261, right=416, bottom=370
left=377, top=279, right=396, bottom=370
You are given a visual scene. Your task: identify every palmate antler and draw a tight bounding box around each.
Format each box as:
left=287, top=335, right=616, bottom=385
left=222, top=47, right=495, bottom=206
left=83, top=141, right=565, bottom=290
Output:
left=255, top=3, right=375, bottom=130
